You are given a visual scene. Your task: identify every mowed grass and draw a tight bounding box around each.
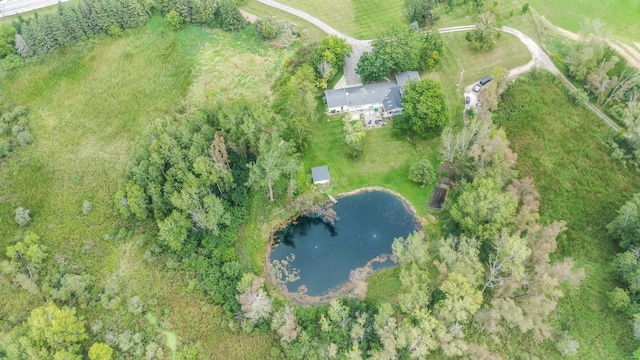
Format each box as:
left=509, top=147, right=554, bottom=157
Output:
left=494, top=72, right=640, bottom=359
left=241, top=1, right=327, bottom=42
left=429, top=31, right=531, bottom=125
left=302, top=116, right=439, bottom=216
left=272, top=0, right=404, bottom=39
left=0, top=16, right=279, bottom=358
left=527, top=0, right=640, bottom=43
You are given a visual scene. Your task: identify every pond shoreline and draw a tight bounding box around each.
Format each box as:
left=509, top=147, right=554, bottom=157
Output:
left=265, top=186, right=423, bottom=306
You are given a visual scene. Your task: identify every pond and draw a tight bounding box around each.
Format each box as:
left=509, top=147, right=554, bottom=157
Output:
left=269, top=190, right=420, bottom=303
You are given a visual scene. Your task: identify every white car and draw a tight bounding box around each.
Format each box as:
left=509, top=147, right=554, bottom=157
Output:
left=472, top=84, right=482, bottom=92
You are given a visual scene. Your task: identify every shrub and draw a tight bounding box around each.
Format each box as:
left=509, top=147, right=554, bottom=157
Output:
left=107, top=25, right=123, bottom=37
left=15, top=206, right=31, bottom=226
left=3, top=53, right=23, bottom=70
left=0, top=140, right=11, bottom=158
left=16, top=129, right=34, bottom=146
left=522, top=3, right=530, bottom=14
left=255, top=18, right=278, bottom=40
left=166, top=10, right=185, bottom=31
left=408, top=158, right=436, bottom=186
left=82, top=200, right=93, bottom=215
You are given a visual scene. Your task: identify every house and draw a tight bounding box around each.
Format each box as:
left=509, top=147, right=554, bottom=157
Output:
left=311, top=165, right=330, bottom=185
left=324, top=71, right=420, bottom=117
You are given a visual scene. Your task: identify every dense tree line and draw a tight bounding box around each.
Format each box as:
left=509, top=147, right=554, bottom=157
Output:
left=155, top=0, right=245, bottom=31
left=356, top=25, right=443, bottom=83
left=18, top=0, right=149, bottom=57
left=608, top=194, right=640, bottom=357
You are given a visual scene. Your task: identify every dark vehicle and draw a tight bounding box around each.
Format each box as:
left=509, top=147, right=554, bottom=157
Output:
left=479, top=75, right=493, bottom=86
left=465, top=96, right=471, bottom=104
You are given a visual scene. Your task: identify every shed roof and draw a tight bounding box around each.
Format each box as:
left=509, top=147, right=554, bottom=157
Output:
left=311, top=165, right=330, bottom=183
left=395, top=70, right=420, bottom=88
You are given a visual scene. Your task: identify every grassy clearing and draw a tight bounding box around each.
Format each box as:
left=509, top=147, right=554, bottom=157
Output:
left=271, top=0, right=404, bottom=39
left=0, top=15, right=279, bottom=358
left=526, top=0, right=640, bottom=43
left=180, top=25, right=292, bottom=105
left=429, top=31, right=531, bottom=125
left=302, top=116, right=439, bottom=217
left=241, top=1, right=327, bottom=43
left=494, top=71, right=640, bottom=358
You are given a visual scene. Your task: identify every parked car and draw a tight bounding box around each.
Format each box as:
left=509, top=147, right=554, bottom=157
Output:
left=472, top=84, right=482, bottom=92
left=479, top=75, right=493, bottom=86
left=465, top=96, right=471, bottom=104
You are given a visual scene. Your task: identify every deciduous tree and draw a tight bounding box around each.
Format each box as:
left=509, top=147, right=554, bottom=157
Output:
left=394, top=78, right=448, bottom=138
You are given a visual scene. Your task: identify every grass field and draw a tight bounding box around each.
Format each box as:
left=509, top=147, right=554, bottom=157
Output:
left=269, top=0, right=404, bottom=39
left=0, top=16, right=279, bottom=358
left=494, top=71, right=640, bottom=358
left=526, top=0, right=640, bottom=43
left=302, top=116, right=440, bottom=217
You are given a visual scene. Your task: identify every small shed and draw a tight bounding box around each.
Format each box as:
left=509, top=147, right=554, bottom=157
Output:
left=311, top=165, right=331, bottom=185
left=427, top=184, right=450, bottom=211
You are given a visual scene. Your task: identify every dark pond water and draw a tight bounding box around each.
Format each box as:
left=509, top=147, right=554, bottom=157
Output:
left=269, top=190, right=419, bottom=297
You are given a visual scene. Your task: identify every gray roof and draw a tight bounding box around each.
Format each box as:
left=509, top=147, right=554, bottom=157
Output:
left=311, top=165, right=330, bottom=183
left=395, top=70, right=420, bottom=88
left=325, top=81, right=397, bottom=109
left=382, top=87, right=402, bottom=113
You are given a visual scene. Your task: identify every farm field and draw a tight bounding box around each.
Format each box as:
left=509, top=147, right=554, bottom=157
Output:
left=494, top=71, right=640, bottom=358
left=0, top=16, right=279, bottom=358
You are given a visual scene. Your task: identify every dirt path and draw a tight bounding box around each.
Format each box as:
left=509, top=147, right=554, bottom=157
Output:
left=536, top=13, right=640, bottom=70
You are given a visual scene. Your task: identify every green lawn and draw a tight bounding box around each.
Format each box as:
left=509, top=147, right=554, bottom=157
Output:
left=526, top=0, right=640, bottom=43
left=268, top=0, right=404, bottom=39
left=430, top=30, right=531, bottom=125
left=0, top=16, right=278, bottom=359
left=494, top=71, right=640, bottom=359
left=302, top=116, right=439, bottom=217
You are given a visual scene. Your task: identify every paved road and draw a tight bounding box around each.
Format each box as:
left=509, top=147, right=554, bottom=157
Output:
left=0, top=0, right=71, bottom=17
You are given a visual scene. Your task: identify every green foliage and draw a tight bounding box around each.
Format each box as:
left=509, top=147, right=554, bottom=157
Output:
left=3, top=53, right=24, bottom=70
left=19, top=0, right=149, bottom=57
left=404, top=0, right=438, bottom=28
left=393, top=78, right=448, bottom=138
left=607, top=193, right=640, bottom=250
left=469, top=12, right=501, bottom=52
left=521, top=3, right=530, bottom=14
left=607, top=287, right=632, bottom=313
left=343, top=117, right=366, bottom=158
left=254, top=18, right=278, bottom=40
left=216, top=0, right=246, bottom=32
left=356, top=25, right=443, bottom=82
left=246, top=132, right=300, bottom=202
left=450, top=176, right=517, bottom=239
left=0, top=24, right=17, bottom=59
left=310, top=36, right=352, bottom=71
left=166, top=10, right=185, bottom=31
left=14, top=206, right=31, bottom=226
left=88, top=343, right=114, bottom=360
left=0, top=303, right=88, bottom=359
left=408, top=157, right=436, bottom=186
